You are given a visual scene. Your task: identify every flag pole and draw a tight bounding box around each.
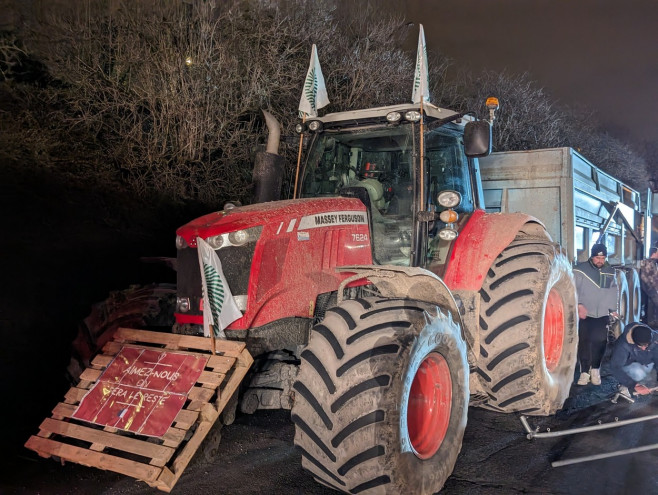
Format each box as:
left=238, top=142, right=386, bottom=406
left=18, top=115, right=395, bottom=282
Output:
left=293, top=115, right=306, bottom=199
left=419, top=98, right=425, bottom=211
left=209, top=323, right=217, bottom=354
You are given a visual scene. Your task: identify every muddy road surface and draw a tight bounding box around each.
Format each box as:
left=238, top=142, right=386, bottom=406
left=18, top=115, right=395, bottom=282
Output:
left=5, top=368, right=658, bottom=495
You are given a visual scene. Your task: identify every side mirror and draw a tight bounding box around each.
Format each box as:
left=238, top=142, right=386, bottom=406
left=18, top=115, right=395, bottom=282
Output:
left=463, top=120, right=492, bottom=158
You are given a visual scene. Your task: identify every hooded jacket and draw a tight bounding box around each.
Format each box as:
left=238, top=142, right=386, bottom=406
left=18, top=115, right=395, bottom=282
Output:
left=572, top=258, right=618, bottom=318
left=609, top=322, right=658, bottom=389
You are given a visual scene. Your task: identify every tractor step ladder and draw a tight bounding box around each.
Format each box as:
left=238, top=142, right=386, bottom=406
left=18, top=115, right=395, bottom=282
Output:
left=25, top=328, right=253, bottom=492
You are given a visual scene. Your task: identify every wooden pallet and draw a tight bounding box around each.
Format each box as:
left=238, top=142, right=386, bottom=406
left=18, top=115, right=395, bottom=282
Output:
left=25, top=328, right=253, bottom=492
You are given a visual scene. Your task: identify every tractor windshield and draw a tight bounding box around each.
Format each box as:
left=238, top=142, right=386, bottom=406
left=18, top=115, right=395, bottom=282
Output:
left=299, top=122, right=473, bottom=266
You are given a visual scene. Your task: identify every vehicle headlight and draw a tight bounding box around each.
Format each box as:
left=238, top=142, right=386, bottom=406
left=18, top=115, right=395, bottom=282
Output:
left=176, top=235, right=188, bottom=250
left=228, top=226, right=263, bottom=246
left=438, top=228, right=459, bottom=241
left=308, top=120, right=322, bottom=132
left=206, top=234, right=224, bottom=249
left=439, top=209, right=458, bottom=223
left=228, top=229, right=250, bottom=246
left=386, top=111, right=402, bottom=122
left=176, top=297, right=190, bottom=313
left=295, top=123, right=305, bottom=134
left=404, top=110, right=421, bottom=122
left=437, top=190, right=462, bottom=209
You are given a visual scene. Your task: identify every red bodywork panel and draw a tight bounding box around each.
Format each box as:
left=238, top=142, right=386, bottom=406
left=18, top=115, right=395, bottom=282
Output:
left=442, top=209, right=538, bottom=291
left=175, top=198, right=373, bottom=331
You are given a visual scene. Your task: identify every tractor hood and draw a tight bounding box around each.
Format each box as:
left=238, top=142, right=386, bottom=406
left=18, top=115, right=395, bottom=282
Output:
left=176, top=197, right=367, bottom=247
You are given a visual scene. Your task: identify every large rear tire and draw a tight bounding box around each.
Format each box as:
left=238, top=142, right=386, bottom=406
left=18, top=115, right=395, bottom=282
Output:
left=477, top=234, right=578, bottom=415
left=292, top=297, right=469, bottom=494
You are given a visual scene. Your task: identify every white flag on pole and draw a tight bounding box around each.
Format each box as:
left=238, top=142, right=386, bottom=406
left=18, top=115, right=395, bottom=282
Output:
left=197, top=237, right=242, bottom=338
left=298, top=44, right=329, bottom=118
left=412, top=24, right=430, bottom=104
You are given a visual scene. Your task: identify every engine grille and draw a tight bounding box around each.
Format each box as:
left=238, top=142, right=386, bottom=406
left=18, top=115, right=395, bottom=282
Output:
left=177, top=241, right=257, bottom=315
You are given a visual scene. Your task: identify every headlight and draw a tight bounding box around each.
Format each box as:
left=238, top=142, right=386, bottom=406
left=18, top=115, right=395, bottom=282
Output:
left=438, top=228, right=459, bottom=241
left=295, top=123, right=305, bottom=134
left=228, top=229, right=250, bottom=246
left=176, top=235, right=188, bottom=250
left=437, top=190, right=462, bottom=209
left=404, top=110, right=421, bottom=122
left=386, top=111, right=402, bottom=122
left=439, top=209, right=458, bottom=223
left=206, top=234, right=224, bottom=249
left=176, top=297, right=190, bottom=313
left=200, top=226, right=263, bottom=251
left=308, top=120, right=322, bottom=132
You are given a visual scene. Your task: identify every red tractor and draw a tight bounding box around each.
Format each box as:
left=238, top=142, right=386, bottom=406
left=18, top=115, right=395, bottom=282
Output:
left=170, top=102, right=578, bottom=493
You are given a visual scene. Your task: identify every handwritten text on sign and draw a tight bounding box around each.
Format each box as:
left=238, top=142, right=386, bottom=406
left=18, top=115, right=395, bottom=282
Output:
left=72, top=347, right=208, bottom=437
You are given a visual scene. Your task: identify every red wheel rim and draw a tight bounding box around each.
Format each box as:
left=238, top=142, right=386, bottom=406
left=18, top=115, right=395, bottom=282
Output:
left=407, top=352, right=452, bottom=459
left=544, top=288, right=564, bottom=372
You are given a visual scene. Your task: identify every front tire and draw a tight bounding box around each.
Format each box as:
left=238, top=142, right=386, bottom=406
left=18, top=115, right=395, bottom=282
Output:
left=292, top=297, right=469, bottom=494
left=477, top=234, right=578, bottom=415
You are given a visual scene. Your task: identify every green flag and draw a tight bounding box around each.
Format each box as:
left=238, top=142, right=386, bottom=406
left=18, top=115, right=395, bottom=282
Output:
left=412, top=24, right=430, bottom=104
left=298, top=44, right=329, bottom=118
left=197, top=237, right=242, bottom=338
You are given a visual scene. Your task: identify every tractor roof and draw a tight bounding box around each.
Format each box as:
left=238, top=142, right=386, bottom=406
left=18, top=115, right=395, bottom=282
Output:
left=317, top=102, right=461, bottom=125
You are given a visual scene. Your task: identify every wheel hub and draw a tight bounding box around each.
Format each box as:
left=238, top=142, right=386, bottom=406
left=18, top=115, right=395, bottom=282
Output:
left=544, top=288, right=565, bottom=372
left=407, top=352, right=452, bottom=459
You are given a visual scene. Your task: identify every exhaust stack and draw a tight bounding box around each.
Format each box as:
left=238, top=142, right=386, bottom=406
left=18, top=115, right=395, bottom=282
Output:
left=252, top=110, right=284, bottom=203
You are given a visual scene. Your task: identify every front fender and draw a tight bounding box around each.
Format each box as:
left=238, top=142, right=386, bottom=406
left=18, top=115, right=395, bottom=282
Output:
left=335, top=265, right=463, bottom=328
left=443, top=209, right=545, bottom=292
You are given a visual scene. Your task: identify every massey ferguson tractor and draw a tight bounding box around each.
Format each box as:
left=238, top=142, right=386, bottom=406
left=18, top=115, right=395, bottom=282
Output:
left=169, top=101, right=578, bottom=493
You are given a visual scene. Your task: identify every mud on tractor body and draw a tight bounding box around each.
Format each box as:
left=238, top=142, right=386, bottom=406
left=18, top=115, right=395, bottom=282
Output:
left=165, top=102, right=578, bottom=493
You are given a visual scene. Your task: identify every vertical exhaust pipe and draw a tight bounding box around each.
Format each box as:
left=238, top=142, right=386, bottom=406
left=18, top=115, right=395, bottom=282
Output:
left=252, top=110, right=284, bottom=203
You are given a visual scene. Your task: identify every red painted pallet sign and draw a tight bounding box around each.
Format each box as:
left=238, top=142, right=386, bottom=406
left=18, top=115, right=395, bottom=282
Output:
left=72, top=347, right=208, bottom=437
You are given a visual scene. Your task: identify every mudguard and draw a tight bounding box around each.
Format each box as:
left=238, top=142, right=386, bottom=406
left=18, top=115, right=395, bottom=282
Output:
left=442, top=209, right=545, bottom=292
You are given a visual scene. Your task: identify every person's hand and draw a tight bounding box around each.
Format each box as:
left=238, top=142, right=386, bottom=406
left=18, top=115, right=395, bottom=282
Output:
left=578, top=304, right=588, bottom=319
left=610, top=311, right=619, bottom=319
left=634, top=384, right=652, bottom=395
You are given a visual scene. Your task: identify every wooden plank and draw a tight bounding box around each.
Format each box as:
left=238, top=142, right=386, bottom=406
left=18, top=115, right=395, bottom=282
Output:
left=64, top=387, right=88, bottom=404
left=38, top=418, right=175, bottom=466
left=197, top=370, right=223, bottom=388
left=114, top=328, right=247, bottom=356
left=79, top=367, right=103, bottom=382
left=25, top=436, right=162, bottom=482
left=25, top=329, right=253, bottom=493
left=91, top=354, right=113, bottom=368
left=207, top=355, right=236, bottom=373
left=173, top=409, right=198, bottom=428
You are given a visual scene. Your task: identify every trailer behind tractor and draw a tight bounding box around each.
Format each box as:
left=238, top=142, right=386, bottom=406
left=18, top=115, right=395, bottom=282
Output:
left=479, top=147, right=652, bottom=337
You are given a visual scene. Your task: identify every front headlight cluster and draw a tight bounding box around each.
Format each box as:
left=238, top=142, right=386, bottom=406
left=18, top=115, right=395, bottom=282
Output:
left=296, top=120, right=323, bottom=133
left=176, top=226, right=263, bottom=250
left=386, top=110, right=422, bottom=123
left=436, top=190, right=461, bottom=241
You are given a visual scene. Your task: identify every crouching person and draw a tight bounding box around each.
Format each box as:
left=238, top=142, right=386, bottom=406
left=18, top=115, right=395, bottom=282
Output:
left=609, top=322, right=658, bottom=398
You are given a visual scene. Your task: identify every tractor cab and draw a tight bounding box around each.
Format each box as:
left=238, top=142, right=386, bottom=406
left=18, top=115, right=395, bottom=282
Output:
left=296, top=103, right=490, bottom=273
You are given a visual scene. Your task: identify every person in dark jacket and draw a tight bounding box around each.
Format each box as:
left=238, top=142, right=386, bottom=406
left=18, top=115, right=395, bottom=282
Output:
left=572, top=243, right=619, bottom=386
left=609, top=322, right=657, bottom=397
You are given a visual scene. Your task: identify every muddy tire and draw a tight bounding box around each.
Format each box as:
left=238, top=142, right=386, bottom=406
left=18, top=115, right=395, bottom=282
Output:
left=292, top=297, right=469, bottom=495
left=609, top=270, right=631, bottom=341
left=627, top=268, right=641, bottom=323
left=477, top=235, right=578, bottom=415
left=67, top=283, right=176, bottom=383
left=617, top=270, right=630, bottom=326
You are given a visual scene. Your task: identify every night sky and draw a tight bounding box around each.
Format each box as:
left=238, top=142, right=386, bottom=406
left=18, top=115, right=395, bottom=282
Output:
left=399, top=0, right=658, bottom=151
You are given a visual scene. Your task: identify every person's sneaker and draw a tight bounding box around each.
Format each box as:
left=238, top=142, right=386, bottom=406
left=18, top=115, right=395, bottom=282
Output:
left=577, top=372, right=590, bottom=385
left=590, top=368, right=601, bottom=385
left=618, top=385, right=632, bottom=400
